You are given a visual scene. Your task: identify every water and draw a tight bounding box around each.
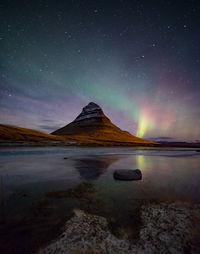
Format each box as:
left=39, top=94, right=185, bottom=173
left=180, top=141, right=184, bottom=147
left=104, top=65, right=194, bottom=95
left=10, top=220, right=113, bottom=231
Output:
left=0, top=147, right=200, bottom=253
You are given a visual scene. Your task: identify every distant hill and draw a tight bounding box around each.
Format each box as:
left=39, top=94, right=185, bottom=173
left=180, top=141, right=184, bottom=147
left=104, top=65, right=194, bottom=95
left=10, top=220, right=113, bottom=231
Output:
left=0, top=124, right=65, bottom=142
left=147, top=137, right=200, bottom=147
left=52, top=102, right=156, bottom=145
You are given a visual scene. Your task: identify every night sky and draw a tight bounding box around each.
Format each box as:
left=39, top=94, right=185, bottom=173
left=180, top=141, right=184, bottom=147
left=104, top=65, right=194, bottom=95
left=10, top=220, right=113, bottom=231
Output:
left=1, top=0, right=200, bottom=141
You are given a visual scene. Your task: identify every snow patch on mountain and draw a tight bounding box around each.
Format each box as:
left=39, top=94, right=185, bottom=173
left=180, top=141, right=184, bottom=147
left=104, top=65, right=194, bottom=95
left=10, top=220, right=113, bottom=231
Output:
left=74, top=102, right=103, bottom=122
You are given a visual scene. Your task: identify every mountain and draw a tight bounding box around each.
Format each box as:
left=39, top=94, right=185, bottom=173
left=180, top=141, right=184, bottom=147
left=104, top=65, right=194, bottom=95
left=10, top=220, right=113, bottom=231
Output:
left=52, top=102, right=156, bottom=145
left=0, top=103, right=157, bottom=146
left=0, top=124, right=65, bottom=142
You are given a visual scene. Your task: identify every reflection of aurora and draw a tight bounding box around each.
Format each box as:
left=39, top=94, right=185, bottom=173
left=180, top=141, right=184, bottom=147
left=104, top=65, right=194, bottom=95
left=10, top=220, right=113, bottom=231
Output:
left=137, top=155, right=146, bottom=169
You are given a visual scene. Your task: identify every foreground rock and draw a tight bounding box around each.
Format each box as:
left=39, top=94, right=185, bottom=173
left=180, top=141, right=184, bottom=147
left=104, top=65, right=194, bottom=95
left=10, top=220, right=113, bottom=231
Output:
left=38, top=202, right=200, bottom=254
left=38, top=209, right=130, bottom=254
left=140, top=202, right=200, bottom=254
left=113, top=169, right=142, bottom=180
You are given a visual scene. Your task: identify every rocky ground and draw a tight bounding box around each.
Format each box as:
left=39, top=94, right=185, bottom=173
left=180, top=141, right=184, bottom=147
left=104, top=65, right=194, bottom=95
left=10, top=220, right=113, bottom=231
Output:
left=38, top=202, right=200, bottom=254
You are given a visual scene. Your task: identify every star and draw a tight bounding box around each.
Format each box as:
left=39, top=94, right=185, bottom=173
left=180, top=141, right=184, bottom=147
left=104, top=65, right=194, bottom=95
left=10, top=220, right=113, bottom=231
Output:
left=0, top=0, right=200, bottom=141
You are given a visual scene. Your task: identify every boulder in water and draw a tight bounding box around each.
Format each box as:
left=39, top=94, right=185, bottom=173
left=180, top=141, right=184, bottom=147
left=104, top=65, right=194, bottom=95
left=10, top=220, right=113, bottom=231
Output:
left=113, top=169, right=142, bottom=181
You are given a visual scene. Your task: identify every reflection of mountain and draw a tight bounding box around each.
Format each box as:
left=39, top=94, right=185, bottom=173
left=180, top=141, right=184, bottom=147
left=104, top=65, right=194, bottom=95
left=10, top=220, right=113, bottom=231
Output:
left=75, top=156, right=119, bottom=180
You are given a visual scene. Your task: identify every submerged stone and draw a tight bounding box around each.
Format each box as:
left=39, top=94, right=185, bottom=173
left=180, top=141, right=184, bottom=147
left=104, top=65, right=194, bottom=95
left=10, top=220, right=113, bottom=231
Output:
left=113, top=169, right=142, bottom=181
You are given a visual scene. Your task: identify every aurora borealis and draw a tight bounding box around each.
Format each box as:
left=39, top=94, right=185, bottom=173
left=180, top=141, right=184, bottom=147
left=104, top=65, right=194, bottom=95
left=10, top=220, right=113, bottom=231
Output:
left=1, top=0, right=200, bottom=141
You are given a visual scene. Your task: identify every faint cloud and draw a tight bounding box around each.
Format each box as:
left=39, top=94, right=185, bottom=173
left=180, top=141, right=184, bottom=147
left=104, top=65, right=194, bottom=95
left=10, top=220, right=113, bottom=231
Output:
left=147, top=136, right=174, bottom=141
left=42, top=119, right=57, bottom=123
left=39, top=125, right=60, bottom=132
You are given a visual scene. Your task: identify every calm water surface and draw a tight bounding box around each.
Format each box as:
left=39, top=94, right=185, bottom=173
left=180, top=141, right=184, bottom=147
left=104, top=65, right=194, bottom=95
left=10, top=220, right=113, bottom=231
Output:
left=0, top=147, right=200, bottom=253
left=1, top=147, right=200, bottom=213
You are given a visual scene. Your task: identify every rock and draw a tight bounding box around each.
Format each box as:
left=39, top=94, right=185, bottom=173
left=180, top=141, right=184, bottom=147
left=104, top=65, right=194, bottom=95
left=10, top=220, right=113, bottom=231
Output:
left=63, top=157, right=68, bottom=159
left=113, top=169, right=142, bottom=181
left=38, top=202, right=200, bottom=254
left=140, top=202, right=200, bottom=254
left=38, top=209, right=131, bottom=254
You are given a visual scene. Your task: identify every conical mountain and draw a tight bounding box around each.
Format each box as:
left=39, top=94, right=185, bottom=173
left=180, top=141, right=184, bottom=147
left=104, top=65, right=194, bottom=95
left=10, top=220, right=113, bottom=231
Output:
left=52, top=102, right=155, bottom=145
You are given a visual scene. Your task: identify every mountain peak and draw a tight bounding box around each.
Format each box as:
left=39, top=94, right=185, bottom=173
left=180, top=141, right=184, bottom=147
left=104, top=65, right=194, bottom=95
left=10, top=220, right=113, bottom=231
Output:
left=87, top=102, right=101, bottom=107
left=82, top=102, right=102, bottom=112
left=74, top=102, right=104, bottom=122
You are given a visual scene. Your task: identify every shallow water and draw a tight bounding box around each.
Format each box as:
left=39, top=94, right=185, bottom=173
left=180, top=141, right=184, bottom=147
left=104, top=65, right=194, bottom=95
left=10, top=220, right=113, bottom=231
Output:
left=0, top=147, right=200, bottom=253
left=1, top=147, right=200, bottom=215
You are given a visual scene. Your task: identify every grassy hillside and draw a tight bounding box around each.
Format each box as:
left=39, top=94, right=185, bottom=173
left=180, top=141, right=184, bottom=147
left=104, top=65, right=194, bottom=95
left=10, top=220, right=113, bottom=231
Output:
left=0, top=124, right=65, bottom=142
left=0, top=124, right=157, bottom=146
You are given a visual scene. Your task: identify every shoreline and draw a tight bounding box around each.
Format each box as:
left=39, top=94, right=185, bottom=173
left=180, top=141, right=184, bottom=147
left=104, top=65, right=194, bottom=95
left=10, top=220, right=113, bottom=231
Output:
left=1, top=141, right=200, bottom=148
